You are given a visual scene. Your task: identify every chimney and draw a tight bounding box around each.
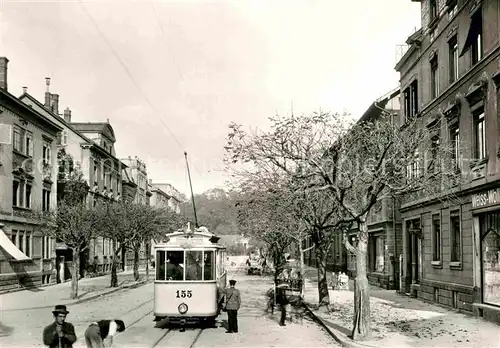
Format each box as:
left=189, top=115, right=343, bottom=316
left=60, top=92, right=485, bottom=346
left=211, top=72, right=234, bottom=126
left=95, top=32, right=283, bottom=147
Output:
left=0, top=57, right=9, bottom=91
left=22, top=86, right=27, bottom=94
left=63, top=107, right=72, bottom=123
left=44, top=77, right=51, bottom=107
left=51, top=94, right=59, bottom=115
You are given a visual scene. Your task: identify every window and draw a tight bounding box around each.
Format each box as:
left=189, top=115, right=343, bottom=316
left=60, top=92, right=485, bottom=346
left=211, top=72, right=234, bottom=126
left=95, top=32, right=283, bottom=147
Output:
left=42, top=189, right=51, bottom=211
left=42, top=142, right=51, bottom=165
left=93, top=161, right=98, bottom=183
left=13, top=126, right=22, bottom=152
left=430, top=135, right=440, bottom=171
left=432, top=214, right=441, bottom=262
left=61, top=130, right=68, bottom=145
left=430, top=55, right=439, bottom=99
left=166, top=250, right=184, bottom=281
left=204, top=250, right=215, bottom=280
left=26, top=132, right=33, bottom=157
left=13, top=181, right=19, bottom=206
left=41, top=236, right=51, bottom=259
left=451, top=126, right=460, bottom=170
left=185, top=250, right=203, bottom=280
left=449, top=36, right=459, bottom=83
left=25, top=183, right=32, bottom=209
left=374, top=236, right=384, bottom=272
left=25, top=233, right=31, bottom=257
left=407, top=149, right=421, bottom=179
left=448, top=3, right=458, bottom=19
left=19, top=232, right=24, bottom=253
left=474, top=111, right=486, bottom=160
left=429, top=0, right=438, bottom=21
left=470, top=11, right=483, bottom=65
left=450, top=211, right=461, bottom=263
left=403, top=80, right=419, bottom=120
left=10, top=230, right=17, bottom=245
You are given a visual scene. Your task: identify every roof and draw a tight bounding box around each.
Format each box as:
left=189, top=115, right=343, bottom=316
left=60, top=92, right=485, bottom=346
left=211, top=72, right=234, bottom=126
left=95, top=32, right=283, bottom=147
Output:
left=358, top=87, right=400, bottom=123
left=20, top=93, right=90, bottom=144
left=71, top=122, right=116, bottom=142
left=1, top=89, right=63, bottom=133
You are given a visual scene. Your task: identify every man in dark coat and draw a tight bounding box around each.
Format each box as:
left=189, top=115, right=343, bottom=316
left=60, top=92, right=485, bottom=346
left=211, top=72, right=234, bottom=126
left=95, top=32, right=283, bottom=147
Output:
left=224, top=279, right=241, bottom=333
left=43, top=305, right=77, bottom=348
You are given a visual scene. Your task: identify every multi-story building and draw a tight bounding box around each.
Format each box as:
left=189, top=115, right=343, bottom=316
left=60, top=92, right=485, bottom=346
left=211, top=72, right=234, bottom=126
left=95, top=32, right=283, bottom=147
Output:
left=0, top=57, right=62, bottom=291
left=20, top=78, right=123, bottom=278
left=303, top=88, right=402, bottom=290
left=120, top=156, right=152, bottom=269
left=120, top=156, right=151, bottom=205
left=396, top=0, right=500, bottom=323
left=150, top=183, right=182, bottom=214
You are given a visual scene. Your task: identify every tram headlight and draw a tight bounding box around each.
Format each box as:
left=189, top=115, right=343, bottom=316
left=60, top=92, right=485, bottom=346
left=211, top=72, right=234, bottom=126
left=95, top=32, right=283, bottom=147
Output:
left=178, top=303, right=188, bottom=314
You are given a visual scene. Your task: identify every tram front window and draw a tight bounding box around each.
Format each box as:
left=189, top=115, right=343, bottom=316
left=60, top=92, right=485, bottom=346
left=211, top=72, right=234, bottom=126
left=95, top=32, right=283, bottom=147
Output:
left=166, top=251, right=184, bottom=281
left=204, top=250, right=215, bottom=280
left=156, top=250, right=166, bottom=281
left=185, top=251, right=203, bottom=280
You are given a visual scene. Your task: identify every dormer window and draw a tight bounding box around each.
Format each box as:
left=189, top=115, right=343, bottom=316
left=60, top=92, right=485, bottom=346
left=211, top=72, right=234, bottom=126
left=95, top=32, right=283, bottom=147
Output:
left=429, top=0, right=438, bottom=23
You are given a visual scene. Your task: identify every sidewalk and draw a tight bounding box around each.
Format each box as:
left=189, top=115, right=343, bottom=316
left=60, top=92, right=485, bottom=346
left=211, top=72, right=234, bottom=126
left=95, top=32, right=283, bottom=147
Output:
left=302, top=266, right=500, bottom=348
left=0, top=268, right=153, bottom=311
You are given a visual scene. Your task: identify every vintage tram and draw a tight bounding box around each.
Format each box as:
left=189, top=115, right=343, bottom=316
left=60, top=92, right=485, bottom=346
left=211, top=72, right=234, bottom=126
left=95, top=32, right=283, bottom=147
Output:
left=153, top=224, right=227, bottom=327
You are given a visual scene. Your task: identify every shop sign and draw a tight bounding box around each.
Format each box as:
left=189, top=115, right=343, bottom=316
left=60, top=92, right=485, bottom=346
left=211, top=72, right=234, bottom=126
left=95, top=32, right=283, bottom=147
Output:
left=472, top=188, right=500, bottom=208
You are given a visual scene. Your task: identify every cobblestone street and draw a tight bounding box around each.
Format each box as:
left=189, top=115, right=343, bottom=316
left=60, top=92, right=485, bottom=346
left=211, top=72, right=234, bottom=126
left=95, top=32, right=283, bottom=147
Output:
left=0, top=261, right=338, bottom=347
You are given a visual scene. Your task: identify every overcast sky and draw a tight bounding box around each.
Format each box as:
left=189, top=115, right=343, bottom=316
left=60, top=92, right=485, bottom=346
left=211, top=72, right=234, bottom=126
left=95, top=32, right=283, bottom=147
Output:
left=1, top=0, right=421, bottom=195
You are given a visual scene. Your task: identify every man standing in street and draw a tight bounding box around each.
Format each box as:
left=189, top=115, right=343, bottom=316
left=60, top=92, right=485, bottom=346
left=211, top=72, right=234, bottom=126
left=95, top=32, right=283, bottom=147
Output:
left=224, top=279, right=241, bottom=333
left=43, top=305, right=77, bottom=348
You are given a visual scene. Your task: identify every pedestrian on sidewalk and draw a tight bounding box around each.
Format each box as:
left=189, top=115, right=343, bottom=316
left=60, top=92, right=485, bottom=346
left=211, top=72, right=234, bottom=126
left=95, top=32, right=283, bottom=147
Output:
left=84, top=319, right=125, bottom=348
left=42, top=305, right=77, bottom=348
left=276, top=284, right=289, bottom=326
left=224, top=279, right=241, bottom=333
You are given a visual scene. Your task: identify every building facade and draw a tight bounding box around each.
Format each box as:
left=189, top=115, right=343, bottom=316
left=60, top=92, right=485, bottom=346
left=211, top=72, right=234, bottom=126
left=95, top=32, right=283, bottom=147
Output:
left=0, top=57, right=61, bottom=291
left=20, top=79, right=123, bottom=278
left=396, top=0, right=500, bottom=323
left=151, top=183, right=182, bottom=214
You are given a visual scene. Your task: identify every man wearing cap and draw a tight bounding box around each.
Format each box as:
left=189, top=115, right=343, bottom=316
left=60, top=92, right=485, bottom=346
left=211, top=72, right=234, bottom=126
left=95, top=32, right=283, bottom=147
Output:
left=224, top=279, right=241, bottom=333
left=84, top=319, right=126, bottom=348
left=43, top=305, right=77, bottom=348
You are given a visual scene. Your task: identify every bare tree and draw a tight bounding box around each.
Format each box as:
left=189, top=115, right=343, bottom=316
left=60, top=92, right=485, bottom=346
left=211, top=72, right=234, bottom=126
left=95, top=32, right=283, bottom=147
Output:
left=226, top=109, right=461, bottom=340
left=38, top=165, right=102, bottom=299
left=225, top=114, right=345, bottom=306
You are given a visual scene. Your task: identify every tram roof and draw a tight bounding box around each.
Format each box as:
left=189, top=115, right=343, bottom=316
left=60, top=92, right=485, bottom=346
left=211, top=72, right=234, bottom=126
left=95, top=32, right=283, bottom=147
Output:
left=154, top=226, right=225, bottom=249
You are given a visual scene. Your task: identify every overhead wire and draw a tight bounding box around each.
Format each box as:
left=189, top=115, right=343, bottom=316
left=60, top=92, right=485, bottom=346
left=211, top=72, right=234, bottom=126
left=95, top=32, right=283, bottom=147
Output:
left=77, top=0, right=206, bottom=188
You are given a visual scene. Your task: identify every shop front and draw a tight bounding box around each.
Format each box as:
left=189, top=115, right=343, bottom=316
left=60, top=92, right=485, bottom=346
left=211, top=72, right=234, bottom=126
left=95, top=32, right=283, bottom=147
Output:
left=471, top=187, right=500, bottom=323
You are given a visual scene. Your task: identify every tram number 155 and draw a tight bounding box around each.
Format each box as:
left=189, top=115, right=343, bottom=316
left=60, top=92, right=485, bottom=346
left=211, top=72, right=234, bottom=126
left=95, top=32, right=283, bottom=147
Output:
left=176, top=290, right=192, bottom=298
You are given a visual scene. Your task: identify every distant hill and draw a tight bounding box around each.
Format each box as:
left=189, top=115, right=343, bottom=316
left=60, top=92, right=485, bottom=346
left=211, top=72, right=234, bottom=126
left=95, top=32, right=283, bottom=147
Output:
left=180, top=188, right=240, bottom=235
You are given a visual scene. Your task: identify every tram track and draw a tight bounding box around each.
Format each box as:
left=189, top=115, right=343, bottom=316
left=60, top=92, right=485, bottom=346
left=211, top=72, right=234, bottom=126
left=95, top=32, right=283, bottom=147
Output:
left=115, top=260, right=247, bottom=347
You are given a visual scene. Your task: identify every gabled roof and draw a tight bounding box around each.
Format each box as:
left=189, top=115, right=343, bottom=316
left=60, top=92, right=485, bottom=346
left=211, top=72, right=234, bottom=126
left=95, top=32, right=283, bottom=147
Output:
left=1, top=89, right=62, bottom=133
left=71, top=122, right=116, bottom=142
left=19, top=93, right=91, bottom=144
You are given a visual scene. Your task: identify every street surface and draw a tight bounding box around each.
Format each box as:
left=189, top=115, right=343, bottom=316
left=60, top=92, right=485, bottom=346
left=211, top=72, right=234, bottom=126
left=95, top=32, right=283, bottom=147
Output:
left=0, top=259, right=338, bottom=347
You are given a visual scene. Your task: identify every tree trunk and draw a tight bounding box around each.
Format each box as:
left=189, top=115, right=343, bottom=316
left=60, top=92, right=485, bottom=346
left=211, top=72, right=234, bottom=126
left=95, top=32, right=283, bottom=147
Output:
left=70, top=246, right=80, bottom=299
left=351, top=221, right=371, bottom=340
left=145, top=241, right=150, bottom=280
left=110, top=240, right=119, bottom=287
left=315, top=244, right=330, bottom=307
left=299, top=242, right=305, bottom=298
left=133, top=245, right=140, bottom=282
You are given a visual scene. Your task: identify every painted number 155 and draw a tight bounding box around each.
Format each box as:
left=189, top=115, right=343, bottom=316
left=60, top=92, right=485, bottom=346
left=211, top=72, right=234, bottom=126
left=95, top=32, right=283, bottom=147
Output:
left=176, top=290, right=192, bottom=298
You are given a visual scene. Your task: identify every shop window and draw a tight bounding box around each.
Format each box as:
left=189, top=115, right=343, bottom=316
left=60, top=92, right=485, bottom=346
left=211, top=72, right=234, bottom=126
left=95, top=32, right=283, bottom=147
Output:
left=480, top=212, right=500, bottom=307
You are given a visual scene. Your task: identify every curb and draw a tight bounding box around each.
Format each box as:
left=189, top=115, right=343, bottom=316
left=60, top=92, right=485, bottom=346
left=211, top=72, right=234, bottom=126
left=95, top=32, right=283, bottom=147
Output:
left=2, top=279, right=152, bottom=312
left=302, top=303, right=376, bottom=348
